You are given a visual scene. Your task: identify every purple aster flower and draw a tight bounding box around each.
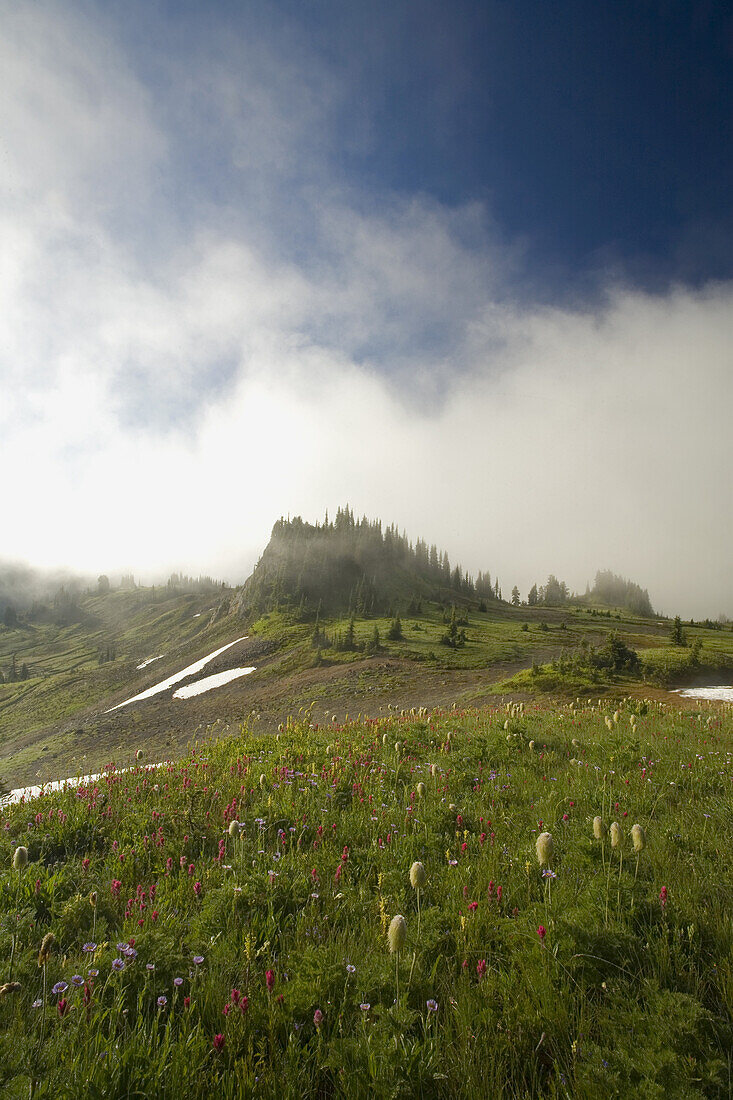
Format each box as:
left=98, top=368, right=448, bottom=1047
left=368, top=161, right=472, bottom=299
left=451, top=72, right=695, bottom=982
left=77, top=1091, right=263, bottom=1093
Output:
left=123, top=947, right=138, bottom=959
left=32, top=998, right=43, bottom=1008
left=426, top=999, right=438, bottom=1012
left=112, top=958, right=125, bottom=971
left=173, top=977, right=184, bottom=987
left=52, top=981, right=68, bottom=995
left=192, top=955, right=204, bottom=965
left=346, top=964, right=356, bottom=974
left=116, top=942, right=128, bottom=951
left=71, top=975, right=84, bottom=987
left=157, top=995, right=167, bottom=1008
left=83, top=942, right=97, bottom=953
left=359, top=1002, right=370, bottom=1011
left=88, top=968, right=99, bottom=977
left=146, top=963, right=155, bottom=971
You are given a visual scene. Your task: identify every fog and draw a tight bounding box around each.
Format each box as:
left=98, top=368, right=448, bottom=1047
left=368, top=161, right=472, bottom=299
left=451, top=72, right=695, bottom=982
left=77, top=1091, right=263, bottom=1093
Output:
left=2, top=2, right=731, bottom=620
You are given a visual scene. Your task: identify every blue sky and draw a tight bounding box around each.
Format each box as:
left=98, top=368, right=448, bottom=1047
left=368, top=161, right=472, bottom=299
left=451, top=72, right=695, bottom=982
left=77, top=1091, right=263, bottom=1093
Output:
left=112, top=0, right=733, bottom=290
left=1, top=0, right=732, bottom=615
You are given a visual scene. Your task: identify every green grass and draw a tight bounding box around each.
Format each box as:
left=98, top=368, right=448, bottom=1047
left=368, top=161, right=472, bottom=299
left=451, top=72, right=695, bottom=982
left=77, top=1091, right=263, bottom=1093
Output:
left=1, top=696, right=732, bottom=1097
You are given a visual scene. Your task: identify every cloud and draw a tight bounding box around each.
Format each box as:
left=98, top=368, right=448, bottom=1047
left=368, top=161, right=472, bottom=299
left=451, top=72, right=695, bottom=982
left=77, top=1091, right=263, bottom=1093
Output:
left=2, top=1, right=731, bottom=619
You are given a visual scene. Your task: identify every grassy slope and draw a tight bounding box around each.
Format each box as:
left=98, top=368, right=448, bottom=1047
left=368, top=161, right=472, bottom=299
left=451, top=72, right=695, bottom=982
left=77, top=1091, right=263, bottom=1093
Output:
left=1, top=590, right=732, bottom=791
left=1, top=697, right=732, bottom=1096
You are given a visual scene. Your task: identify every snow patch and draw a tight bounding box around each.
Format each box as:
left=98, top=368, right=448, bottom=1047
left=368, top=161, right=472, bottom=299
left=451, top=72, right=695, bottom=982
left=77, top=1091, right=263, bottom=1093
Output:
left=674, top=686, right=733, bottom=702
left=106, top=637, right=249, bottom=711
left=173, top=667, right=256, bottom=698
left=136, top=655, right=165, bottom=670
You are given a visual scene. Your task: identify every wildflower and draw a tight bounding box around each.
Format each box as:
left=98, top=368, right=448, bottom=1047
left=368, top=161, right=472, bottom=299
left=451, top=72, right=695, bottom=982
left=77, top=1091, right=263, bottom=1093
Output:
left=52, top=981, right=68, bottom=995
left=409, top=861, right=427, bottom=890
left=631, top=824, right=646, bottom=852
left=313, top=1008, right=324, bottom=1027
left=88, top=969, right=99, bottom=977
left=136, top=749, right=143, bottom=760
left=157, top=995, right=167, bottom=1008
left=192, top=955, right=204, bottom=965
left=174, top=977, right=183, bottom=987
left=89, top=891, right=97, bottom=908
left=83, top=941, right=97, bottom=953
left=193, top=881, right=202, bottom=897
left=542, top=869, right=557, bottom=879
left=535, top=831, right=553, bottom=867
left=537, top=925, right=547, bottom=941
left=57, top=998, right=69, bottom=1017
left=184, top=996, right=191, bottom=1009
left=38, top=932, right=55, bottom=966
left=610, top=822, right=623, bottom=849
left=146, top=963, right=155, bottom=971
left=426, top=999, right=438, bottom=1012
left=593, top=817, right=607, bottom=839
left=213, top=1033, right=225, bottom=1052
left=659, top=886, right=668, bottom=909
left=346, top=964, right=356, bottom=974
left=12, top=846, right=28, bottom=870
left=112, top=959, right=125, bottom=971
left=71, top=975, right=84, bottom=987
left=259, top=774, right=267, bottom=789
left=228, top=819, right=240, bottom=838
left=416, top=782, right=426, bottom=799
left=32, top=998, right=43, bottom=1008
left=476, top=959, right=487, bottom=979
left=265, top=969, right=275, bottom=992
left=388, top=914, right=407, bottom=954
left=359, top=1002, right=370, bottom=1011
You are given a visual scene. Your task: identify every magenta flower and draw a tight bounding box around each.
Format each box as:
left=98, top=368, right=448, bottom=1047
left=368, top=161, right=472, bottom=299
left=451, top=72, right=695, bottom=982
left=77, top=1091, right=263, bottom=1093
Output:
left=659, top=886, right=668, bottom=909
left=313, top=1008, right=323, bottom=1027
left=265, top=969, right=275, bottom=992
left=537, top=925, right=547, bottom=941
left=476, top=959, right=487, bottom=979
left=213, top=1033, right=225, bottom=1052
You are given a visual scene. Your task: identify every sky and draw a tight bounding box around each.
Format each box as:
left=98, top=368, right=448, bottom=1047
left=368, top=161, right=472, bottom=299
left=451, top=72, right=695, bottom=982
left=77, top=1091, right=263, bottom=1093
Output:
left=1, top=0, right=732, bottom=617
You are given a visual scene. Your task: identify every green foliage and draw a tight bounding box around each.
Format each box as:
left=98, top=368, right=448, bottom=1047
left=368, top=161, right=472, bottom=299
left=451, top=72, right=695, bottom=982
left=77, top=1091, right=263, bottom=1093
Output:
left=386, top=615, right=403, bottom=641
left=670, top=616, right=687, bottom=646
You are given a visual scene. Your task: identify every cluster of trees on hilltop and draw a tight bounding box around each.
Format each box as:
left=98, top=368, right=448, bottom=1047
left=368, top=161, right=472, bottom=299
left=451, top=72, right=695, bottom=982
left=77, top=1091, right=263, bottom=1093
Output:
left=588, top=571, right=654, bottom=617
left=527, top=575, right=570, bottom=607
left=521, top=570, right=654, bottom=617
left=236, top=506, right=502, bottom=618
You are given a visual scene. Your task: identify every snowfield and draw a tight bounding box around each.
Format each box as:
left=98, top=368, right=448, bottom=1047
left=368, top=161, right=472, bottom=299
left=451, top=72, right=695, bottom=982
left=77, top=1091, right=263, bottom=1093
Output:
left=106, top=637, right=249, bottom=712
left=172, top=666, right=256, bottom=698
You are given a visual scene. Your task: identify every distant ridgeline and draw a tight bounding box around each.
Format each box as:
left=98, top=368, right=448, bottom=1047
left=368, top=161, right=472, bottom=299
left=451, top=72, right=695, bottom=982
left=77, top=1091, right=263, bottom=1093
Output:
left=235, top=507, right=502, bottom=618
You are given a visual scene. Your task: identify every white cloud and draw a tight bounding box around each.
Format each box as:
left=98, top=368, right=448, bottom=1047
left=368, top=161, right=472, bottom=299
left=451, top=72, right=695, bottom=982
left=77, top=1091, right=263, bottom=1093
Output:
left=2, top=2, right=732, bottom=619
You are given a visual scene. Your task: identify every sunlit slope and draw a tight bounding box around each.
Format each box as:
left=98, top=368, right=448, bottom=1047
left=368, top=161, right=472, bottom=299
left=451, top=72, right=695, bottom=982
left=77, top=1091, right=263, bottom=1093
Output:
left=0, top=586, right=234, bottom=747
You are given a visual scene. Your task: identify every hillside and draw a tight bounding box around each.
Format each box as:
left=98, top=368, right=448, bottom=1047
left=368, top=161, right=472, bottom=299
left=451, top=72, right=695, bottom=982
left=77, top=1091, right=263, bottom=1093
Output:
left=0, top=512, right=731, bottom=792
left=1, top=698, right=733, bottom=1096
left=234, top=507, right=502, bottom=619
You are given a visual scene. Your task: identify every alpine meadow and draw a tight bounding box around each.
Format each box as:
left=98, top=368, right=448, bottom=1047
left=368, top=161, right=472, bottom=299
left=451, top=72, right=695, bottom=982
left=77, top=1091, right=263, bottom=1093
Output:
left=2, top=2, right=732, bottom=1097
